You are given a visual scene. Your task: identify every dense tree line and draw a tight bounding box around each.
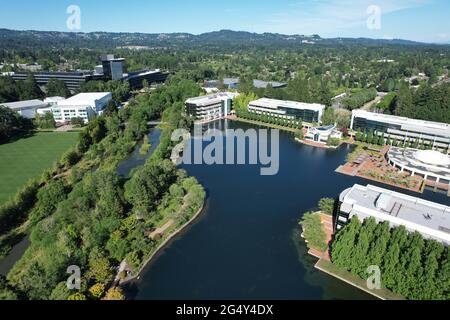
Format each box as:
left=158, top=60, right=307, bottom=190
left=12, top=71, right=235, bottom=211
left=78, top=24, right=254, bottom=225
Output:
left=3, top=30, right=448, bottom=108
left=300, top=213, right=328, bottom=252
left=332, top=217, right=450, bottom=300
left=0, top=75, right=45, bottom=103
left=79, top=80, right=131, bottom=103
left=0, top=106, right=33, bottom=142
left=341, top=88, right=378, bottom=110
left=1, top=77, right=205, bottom=300
left=393, top=83, right=450, bottom=123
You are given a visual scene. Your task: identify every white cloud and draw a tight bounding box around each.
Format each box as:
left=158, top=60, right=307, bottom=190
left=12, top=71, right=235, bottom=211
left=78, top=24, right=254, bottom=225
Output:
left=244, top=0, right=432, bottom=36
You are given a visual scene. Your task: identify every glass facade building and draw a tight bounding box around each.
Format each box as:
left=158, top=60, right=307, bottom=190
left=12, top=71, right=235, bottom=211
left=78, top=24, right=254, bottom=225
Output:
left=248, top=98, right=325, bottom=124
left=351, top=110, right=450, bottom=150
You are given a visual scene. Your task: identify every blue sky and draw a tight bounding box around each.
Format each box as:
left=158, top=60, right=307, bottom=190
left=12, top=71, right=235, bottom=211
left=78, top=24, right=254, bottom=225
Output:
left=0, top=0, right=448, bottom=43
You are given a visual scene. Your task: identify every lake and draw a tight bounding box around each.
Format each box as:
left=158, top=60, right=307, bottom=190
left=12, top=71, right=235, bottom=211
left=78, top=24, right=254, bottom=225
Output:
left=129, top=120, right=449, bottom=300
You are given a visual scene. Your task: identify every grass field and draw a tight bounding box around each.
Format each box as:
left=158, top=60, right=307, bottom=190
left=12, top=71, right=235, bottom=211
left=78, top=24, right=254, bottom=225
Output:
left=0, top=132, right=79, bottom=205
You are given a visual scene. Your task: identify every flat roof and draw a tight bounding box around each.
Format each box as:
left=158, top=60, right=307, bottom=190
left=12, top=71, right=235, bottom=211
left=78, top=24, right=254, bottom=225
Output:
left=59, top=92, right=112, bottom=104
left=249, top=98, right=325, bottom=112
left=1, top=99, right=47, bottom=110
left=340, top=184, right=450, bottom=244
left=186, top=92, right=239, bottom=106
left=388, top=148, right=450, bottom=179
left=253, top=79, right=287, bottom=89
left=352, top=110, right=450, bottom=137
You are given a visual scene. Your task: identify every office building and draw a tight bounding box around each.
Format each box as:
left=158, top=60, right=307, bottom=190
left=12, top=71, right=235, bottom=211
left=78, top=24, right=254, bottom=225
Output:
left=101, top=54, right=125, bottom=81
left=306, top=125, right=343, bottom=144
left=10, top=71, right=91, bottom=91
left=387, top=148, right=450, bottom=189
left=351, top=110, right=450, bottom=151
left=337, top=184, right=450, bottom=245
left=204, top=78, right=287, bottom=90
left=1, top=99, right=48, bottom=119
left=51, top=92, right=112, bottom=123
left=185, top=92, right=239, bottom=121
left=248, top=98, right=325, bottom=124
left=124, top=69, right=169, bottom=90
left=8, top=55, right=168, bottom=91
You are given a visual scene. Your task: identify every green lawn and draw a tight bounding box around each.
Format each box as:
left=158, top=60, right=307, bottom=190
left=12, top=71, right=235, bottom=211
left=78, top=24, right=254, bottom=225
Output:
left=0, top=132, right=79, bottom=205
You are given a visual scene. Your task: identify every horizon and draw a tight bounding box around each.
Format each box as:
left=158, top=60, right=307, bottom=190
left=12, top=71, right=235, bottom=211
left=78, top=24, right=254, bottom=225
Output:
left=2, top=27, right=450, bottom=46
left=0, top=0, right=449, bottom=44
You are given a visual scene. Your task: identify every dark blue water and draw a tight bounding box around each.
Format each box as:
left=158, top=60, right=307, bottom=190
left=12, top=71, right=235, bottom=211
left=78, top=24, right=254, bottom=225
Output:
left=132, top=120, right=449, bottom=300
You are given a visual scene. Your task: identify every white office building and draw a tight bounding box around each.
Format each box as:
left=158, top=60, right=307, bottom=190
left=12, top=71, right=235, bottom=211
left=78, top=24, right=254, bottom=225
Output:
left=1, top=99, right=48, bottom=119
left=185, top=92, right=239, bottom=121
left=306, top=125, right=343, bottom=144
left=337, top=184, right=450, bottom=245
left=387, top=148, right=450, bottom=189
left=51, top=92, right=112, bottom=123
left=351, top=110, right=450, bottom=151
left=248, top=98, right=325, bottom=124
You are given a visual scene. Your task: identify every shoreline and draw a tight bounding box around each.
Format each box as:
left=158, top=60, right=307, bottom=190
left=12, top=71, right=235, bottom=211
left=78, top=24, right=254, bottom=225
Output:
left=303, top=214, right=403, bottom=300
left=120, top=201, right=206, bottom=286
left=314, top=259, right=404, bottom=300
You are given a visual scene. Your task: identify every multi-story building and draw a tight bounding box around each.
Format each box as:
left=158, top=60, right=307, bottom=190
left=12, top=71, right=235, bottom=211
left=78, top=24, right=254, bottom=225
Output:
left=101, top=54, right=125, bottom=81
left=50, top=92, right=112, bottom=124
left=337, top=184, right=450, bottom=245
left=124, top=69, right=169, bottom=90
left=248, top=98, right=325, bottom=124
left=10, top=71, right=92, bottom=91
left=8, top=55, right=169, bottom=91
left=351, top=110, right=450, bottom=151
left=185, top=92, right=239, bottom=121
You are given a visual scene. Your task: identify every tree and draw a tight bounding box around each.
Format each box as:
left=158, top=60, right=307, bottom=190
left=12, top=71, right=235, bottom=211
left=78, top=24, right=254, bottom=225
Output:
left=89, top=283, right=105, bottom=300
left=295, top=129, right=304, bottom=140
left=0, top=275, right=18, bottom=300
left=233, top=92, right=258, bottom=113
left=88, top=253, right=114, bottom=284
left=331, top=217, right=361, bottom=269
left=35, top=112, right=56, bottom=129
left=395, top=82, right=413, bottom=117
left=287, top=76, right=310, bottom=102
left=68, top=293, right=87, bottom=300
left=46, top=79, right=71, bottom=98
left=124, top=160, right=177, bottom=216
left=29, top=180, right=66, bottom=225
left=0, top=106, right=29, bottom=142
left=322, top=108, right=336, bottom=126
left=318, top=198, right=335, bottom=216
left=19, top=73, right=45, bottom=100
left=61, top=149, right=80, bottom=168
left=300, top=213, right=328, bottom=252
left=238, top=76, right=254, bottom=94
left=103, top=287, right=126, bottom=301
left=49, top=281, right=72, bottom=301
left=104, top=100, right=118, bottom=115
left=71, top=117, right=85, bottom=127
